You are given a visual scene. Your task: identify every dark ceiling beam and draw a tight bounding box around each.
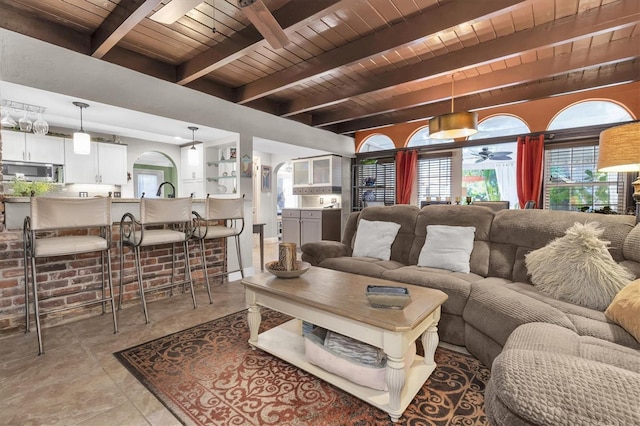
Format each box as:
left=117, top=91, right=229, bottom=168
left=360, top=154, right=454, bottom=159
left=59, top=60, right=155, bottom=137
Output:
left=176, top=0, right=345, bottom=85
left=91, top=0, right=163, bottom=59
left=102, top=46, right=177, bottom=83
left=184, top=79, right=235, bottom=102
left=335, top=61, right=640, bottom=134
left=0, top=0, right=89, bottom=54
left=281, top=0, right=640, bottom=117
left=313, top=36, right=640, bottom=127
left=235, top=0, right=529, bottom=104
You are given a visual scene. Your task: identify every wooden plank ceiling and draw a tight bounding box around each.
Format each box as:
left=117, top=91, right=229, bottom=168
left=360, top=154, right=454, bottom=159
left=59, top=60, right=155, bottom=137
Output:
left=1, top=0, right=638, bottom=136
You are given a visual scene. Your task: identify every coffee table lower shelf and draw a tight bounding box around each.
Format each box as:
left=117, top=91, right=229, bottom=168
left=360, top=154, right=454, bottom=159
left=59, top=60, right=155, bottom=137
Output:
left=251, top=319, right=436, bottom=421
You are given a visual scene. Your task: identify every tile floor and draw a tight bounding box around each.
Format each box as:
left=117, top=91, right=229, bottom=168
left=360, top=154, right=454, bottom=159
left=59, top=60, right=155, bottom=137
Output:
left=0, top=241, right=281, bottom=425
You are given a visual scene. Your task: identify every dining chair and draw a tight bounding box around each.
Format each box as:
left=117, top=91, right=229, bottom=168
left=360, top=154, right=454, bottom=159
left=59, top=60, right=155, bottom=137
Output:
left=192, top=195, right=245, bottom=303
left=119, top=197, right=195, bottom=323
left=23, top=196, right=117, bottom=355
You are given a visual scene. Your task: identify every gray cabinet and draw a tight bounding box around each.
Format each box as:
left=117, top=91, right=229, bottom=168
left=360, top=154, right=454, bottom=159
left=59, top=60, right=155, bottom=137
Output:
left=281, top=208, right=341, bottom=246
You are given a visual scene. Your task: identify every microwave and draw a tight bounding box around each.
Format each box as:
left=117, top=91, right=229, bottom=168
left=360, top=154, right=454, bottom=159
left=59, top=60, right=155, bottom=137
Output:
left=2, top=161, right=63, bottom=183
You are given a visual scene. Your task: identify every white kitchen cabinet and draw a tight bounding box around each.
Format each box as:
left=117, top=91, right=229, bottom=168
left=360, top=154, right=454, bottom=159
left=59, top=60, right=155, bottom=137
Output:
left=64, top=140, right=127, bottom=185
left=1, top=130, right=64, bottom=164
left=281, top=208, right=341, bottom=246
left=181, top=179, right=204, bottom=198
left=292, top=155, right=341, bottom=187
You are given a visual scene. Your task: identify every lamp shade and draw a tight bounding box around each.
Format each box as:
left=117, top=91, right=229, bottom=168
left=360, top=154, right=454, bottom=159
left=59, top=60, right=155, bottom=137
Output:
left=598, top=122, right=640, bottom=172
left=429, top=111, right=478, bottom=139
left=73, top=132, right=91, bottom=155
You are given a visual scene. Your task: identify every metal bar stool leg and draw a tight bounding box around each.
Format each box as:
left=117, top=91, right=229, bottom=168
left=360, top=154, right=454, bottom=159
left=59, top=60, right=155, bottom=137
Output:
left=200, top=239, right=213, bottom=304
left=100, top=250, right=107, bottom=314
left=118, top=243, right=125, bottom=310
left=134, top=246, right=150, bottom=324
left=106, top=247, right=118, bottom=333
left=30, top=256, right=44, bottom=355
left=184, top=241, right=197, bottom=309
left=170, top=243, right=176, bottom=296
left=23, top=245, right=30, bottom=333
left=235, top=234, right=244, bottom=279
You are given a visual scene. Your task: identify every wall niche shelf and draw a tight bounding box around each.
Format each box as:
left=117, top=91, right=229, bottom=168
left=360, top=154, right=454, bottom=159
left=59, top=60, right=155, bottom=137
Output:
left=207, top=159, right=236, bottom=167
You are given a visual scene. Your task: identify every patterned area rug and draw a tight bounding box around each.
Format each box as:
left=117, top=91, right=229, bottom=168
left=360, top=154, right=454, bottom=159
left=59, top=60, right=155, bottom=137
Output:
left=115, top=309, right=490, bottom=425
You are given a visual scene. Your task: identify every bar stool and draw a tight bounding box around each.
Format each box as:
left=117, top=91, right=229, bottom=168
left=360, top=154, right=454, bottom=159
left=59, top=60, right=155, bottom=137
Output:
left=192, top=195, right=245, bottom=303
left=119, top=197, right=195, bottom=323
left=23, top=197, right=117, bottom=355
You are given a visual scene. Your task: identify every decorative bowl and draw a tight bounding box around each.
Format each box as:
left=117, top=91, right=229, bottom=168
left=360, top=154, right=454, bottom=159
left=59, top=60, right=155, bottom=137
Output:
left=265, top=260, right=311, bottom=278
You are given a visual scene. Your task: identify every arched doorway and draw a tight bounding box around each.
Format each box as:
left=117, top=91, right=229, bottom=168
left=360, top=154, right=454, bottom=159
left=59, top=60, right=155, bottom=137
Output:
left=133, top=151, right=177, bottom=198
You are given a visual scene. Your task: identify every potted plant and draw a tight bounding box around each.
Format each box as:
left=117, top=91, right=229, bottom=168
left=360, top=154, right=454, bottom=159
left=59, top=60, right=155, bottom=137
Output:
left=10, top=177, right=54, bottom=197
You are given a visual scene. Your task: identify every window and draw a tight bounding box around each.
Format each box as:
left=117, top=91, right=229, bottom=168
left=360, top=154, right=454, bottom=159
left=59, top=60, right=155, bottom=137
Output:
left=359, top=134, right=394, bottom=152
left=544, top=100, right=632, bottom=213
left=134, top=169, right=163, bottom=198
left=417, top=153, right=452, bottom=205
left=544, top=144, right=624, bottom=212
left=468, top=115, right=529, bottom=139
left=353, top=159, right=396, bottom=210
left=407, top=127, right=453, bottom=147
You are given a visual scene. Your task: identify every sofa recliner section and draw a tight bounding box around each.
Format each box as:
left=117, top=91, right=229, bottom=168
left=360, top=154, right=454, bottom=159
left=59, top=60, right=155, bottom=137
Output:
left=301, top=204, right=640, bottom=426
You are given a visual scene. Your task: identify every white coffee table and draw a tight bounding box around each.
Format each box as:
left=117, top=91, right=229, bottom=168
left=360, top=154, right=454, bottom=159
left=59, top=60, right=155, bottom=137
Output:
left=241, top=267, right=448, bottom=422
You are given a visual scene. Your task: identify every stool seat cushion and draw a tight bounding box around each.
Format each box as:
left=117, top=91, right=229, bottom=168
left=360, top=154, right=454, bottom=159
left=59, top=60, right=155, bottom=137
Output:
left=200, top=225, right=238, bottom=239
left=127, top=229, right=188, bottom=246
left=34, top=235, right=108, bottom=257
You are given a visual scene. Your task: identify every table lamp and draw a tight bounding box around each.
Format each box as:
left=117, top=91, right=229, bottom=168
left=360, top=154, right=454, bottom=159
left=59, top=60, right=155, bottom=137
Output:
left=597, top=122, right=640, bottom=222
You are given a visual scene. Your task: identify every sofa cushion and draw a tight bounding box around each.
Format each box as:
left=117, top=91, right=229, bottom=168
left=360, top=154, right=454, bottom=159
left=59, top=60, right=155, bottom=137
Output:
left=417, top=225, right=476, bottom=273
left=525, top=222, right=633, bottom=311
left=352, top=219, right=401, bottom=260
left=504, top=282, right=640, bottom=349
left=356, top=205, right=419, bottom=264
left=463, top=278, right=576, bottom=346
left=606, top=278, right=640, bottom=343
left=319, top=256, right=405, bottom=278
left=410, top=205, right=494, bottom=276
left=486, top=323, right=640, bottom=426
left=381, top=265, right=482, bottom=316
left=488, top=209, right=635, bottom=282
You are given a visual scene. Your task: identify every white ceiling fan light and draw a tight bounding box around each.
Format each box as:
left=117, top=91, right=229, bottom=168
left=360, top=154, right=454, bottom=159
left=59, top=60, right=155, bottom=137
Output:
left=149, top=0, right=204, bottom=24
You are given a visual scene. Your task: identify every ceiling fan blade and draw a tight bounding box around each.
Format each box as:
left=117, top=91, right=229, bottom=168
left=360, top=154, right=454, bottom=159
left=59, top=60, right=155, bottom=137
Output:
left=491, top=155, right=512, bottom=160
left=492, top=151, right=512, bottom=156
left=475, top=158, right=486, bottom=163
left=239, top=0, right=290, bottom=49
left=150, top=0, right=203, bottom=24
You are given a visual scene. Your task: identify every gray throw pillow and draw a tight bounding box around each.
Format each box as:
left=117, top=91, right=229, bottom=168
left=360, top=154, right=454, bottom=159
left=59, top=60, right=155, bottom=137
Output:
left=525, top=222, right=633, bottom=311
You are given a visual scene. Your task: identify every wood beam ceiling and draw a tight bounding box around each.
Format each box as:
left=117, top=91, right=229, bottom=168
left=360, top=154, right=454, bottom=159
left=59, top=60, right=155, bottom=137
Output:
left=176, top=0, right=345, bottom=85
left=91, top=0, right=163, bottom=59
left=334, top=60, right=640, bottom=134
left=312, top=36, right=640, bottom=127
left=279, top=0, right=640, bottom=118
left=234, top=0, right=530, bottom=104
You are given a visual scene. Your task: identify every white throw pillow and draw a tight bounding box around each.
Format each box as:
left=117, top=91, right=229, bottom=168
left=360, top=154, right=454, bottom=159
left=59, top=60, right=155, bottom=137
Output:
left=418, top=225, right=476, bottom=273
left=525, top=222, right=633, bottom=311
left=352, top=219, right=401, bottom=261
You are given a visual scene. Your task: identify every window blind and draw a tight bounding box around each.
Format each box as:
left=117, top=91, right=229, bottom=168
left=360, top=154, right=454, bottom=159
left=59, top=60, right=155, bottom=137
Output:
left=543, top=143, right=623, bottom=212
left=352, top=159, right=396, bottom=211
left=416, top=152, right=452, bottom=207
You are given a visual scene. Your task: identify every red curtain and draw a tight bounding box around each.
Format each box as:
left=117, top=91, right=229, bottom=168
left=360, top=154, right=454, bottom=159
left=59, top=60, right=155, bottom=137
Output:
left=395, top=149, right=417, bottom=204
left=516, top=135, right=545, bottom=209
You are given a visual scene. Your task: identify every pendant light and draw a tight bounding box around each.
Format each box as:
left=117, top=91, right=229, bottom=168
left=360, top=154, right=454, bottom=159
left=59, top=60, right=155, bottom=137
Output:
left=187, top=126, right=199, bottom=166
left=72, top=101, right=91, bottom=155
left=429, top=75, right=478, bottom=139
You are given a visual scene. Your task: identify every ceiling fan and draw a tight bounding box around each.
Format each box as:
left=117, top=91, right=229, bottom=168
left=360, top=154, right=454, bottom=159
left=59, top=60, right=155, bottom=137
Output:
left=150, top=0, right=290, bottom=49
left=471, top=147, right=513, bottom=163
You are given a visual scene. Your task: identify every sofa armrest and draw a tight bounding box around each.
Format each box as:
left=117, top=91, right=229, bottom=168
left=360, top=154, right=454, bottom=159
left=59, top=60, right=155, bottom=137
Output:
left=301, top=241, right=352, bottom=266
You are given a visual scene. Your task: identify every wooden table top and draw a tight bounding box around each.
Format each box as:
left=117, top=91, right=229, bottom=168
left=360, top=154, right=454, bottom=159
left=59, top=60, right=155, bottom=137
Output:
left=241, top=267, right=448, bottom=332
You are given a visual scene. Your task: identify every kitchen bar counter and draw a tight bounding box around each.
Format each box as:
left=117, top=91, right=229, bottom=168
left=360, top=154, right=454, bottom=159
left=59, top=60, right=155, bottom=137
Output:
left=3, top=197, right=208, bottom=230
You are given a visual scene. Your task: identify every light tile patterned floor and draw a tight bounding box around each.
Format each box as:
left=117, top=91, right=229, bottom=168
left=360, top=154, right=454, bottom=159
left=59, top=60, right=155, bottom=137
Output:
left=0, top=242, right=281, bottom=425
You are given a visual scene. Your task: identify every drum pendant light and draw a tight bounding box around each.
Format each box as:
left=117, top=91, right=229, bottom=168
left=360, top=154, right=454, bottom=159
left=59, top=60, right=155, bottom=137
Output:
left=429, top=75, right=478, bottom=139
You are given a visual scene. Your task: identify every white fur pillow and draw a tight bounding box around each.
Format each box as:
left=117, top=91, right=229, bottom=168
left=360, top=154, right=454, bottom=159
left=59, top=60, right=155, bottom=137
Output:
left=352, top=219, right=401, bottom=261
left=525, top=222, right=633, bottom=311
left=418, top=225, right=476, bottom=273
